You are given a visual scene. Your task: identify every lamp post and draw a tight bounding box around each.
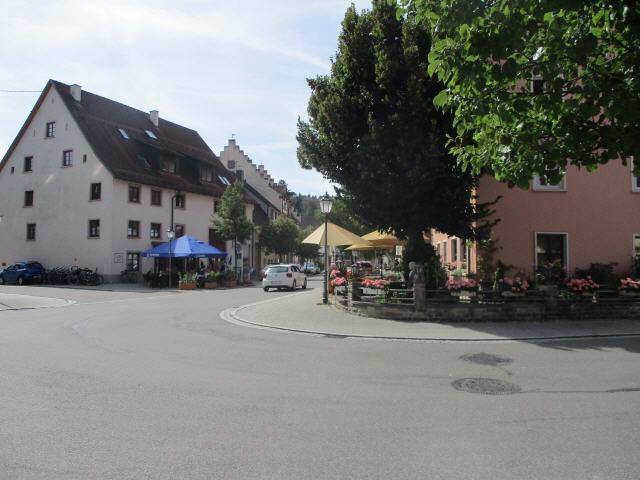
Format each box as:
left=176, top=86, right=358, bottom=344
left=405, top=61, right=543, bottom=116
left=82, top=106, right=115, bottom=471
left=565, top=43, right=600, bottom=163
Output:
left=167, top=229, right=175, bottom=288
left=319, top=192, right=333, bottom=304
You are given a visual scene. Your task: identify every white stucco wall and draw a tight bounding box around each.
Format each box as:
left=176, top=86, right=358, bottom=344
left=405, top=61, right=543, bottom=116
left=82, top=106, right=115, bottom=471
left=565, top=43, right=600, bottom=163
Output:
left=0, top=86, right=114, bottom=273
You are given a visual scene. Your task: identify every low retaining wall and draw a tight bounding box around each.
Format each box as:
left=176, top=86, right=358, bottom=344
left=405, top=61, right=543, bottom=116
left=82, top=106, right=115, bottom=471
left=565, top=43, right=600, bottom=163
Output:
left=335, top=295, right=640, bottom=322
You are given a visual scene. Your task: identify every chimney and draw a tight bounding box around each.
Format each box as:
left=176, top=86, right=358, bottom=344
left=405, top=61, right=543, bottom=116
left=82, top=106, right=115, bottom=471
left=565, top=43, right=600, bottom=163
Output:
left=150, top=110, right=159, bottom=127
left=70, top=84, right=82, bottom=102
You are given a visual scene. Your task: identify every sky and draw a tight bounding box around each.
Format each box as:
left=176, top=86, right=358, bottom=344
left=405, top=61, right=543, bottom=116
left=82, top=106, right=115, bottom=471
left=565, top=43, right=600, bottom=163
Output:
left=0, top=0, right=370, bottom=195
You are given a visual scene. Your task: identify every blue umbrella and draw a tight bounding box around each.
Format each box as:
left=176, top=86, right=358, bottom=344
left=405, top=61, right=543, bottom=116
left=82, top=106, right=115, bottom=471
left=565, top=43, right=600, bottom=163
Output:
left=141, top=235, right=227, bottom=258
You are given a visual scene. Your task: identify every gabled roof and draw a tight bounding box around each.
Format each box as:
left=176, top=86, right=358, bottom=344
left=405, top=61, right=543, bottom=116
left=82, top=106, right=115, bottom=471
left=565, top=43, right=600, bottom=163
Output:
left=1, top=79, right=234, bottom=198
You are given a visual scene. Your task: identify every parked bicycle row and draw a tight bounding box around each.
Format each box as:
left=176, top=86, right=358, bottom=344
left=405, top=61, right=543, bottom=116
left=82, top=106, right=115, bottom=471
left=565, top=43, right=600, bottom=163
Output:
left=0, top=262, right=104, bottom=286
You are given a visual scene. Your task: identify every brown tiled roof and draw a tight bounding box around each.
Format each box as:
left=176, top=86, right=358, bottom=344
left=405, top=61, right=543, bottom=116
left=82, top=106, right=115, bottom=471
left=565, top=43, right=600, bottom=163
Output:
left=2, top=79, right=235, bottom=198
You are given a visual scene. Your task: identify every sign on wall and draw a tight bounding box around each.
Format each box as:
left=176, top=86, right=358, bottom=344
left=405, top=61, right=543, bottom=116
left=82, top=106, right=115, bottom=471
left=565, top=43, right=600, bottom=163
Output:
left=114, top=253, right=124, bottom=264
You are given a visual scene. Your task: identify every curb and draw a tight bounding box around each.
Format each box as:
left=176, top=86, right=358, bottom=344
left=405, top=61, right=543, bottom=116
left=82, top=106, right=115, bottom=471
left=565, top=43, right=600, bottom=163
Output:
left=221, top=292, right=640, bottom=343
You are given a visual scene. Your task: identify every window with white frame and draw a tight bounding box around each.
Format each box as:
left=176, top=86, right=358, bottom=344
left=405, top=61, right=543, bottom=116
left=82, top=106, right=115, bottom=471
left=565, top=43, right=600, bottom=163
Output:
left=535, top=233, right=567, bottom=268
left=62, top=150, right=73, bottom=167
left=632, top=169, right=640, bottom=192
left=451, top=237, right=458, bottom=262
left=633, top=234, right=640, bottom=259
left=533, top=171, right=566, bottom=191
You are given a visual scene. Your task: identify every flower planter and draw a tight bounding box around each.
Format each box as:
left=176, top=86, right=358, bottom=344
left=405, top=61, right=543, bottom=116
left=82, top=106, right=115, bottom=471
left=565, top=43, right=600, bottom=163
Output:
left=334, top=286, right=347, bottom=295
left=362, top=287, right=383, bottom=296
left=502, top=291, right=525, bottom=297
left=223, top=280, right=237, bottom=288
left=204, top=282, right=217, bottom=289
left=179, top=282, right=197, bottom=290
left=450, top=290, right=477, bottom=297
left=620, top=290, right=640, bottom=297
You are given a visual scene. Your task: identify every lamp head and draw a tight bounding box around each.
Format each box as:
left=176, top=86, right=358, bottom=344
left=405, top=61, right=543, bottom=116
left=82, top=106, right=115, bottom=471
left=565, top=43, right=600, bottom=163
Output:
left=319, top=192, right=333, bottom=214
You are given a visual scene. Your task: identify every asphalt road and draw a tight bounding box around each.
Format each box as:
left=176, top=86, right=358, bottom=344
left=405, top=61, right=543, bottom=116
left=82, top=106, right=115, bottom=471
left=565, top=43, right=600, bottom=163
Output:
left=0, top=279, right=639, bottom=479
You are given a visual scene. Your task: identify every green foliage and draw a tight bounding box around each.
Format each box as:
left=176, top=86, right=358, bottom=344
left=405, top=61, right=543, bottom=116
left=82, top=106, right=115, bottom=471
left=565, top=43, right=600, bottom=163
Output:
left=259, top=216, right=300, bottom=259
left=296, top=226, right=321, bottom=260
left=212, top=181, right=253, bottom=243
left=314, top=195, right=369, bottom=236
left=574, top=262, right=618, bottom=288
left=297, top=0, right=489, bottom=242
left=403, top=0, right=640, bottom=185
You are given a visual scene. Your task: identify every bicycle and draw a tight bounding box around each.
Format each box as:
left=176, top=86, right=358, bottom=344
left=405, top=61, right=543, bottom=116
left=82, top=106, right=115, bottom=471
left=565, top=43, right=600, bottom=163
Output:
left=120, top=269, right=138, bottom=283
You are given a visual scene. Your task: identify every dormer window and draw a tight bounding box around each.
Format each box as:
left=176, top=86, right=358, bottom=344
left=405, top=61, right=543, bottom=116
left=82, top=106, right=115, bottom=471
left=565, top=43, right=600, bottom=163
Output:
left=161, top=158, right=176, bottom=173
left=118, top=128, right=129, bottom=139
left=145, top=130, right=157, bottom=140
left=200, top=165, right=213, bottom=182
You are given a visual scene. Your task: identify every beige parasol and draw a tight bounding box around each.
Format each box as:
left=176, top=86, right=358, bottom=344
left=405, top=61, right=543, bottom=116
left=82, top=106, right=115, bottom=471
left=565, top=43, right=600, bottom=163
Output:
left=302, top=222, right=370, bottom=247
left=361, top=230, right=400, bottom=246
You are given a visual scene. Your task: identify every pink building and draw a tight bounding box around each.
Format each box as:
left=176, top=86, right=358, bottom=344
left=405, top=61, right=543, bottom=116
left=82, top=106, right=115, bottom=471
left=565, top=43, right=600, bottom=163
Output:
left=432, top=160, right=640, bottom=276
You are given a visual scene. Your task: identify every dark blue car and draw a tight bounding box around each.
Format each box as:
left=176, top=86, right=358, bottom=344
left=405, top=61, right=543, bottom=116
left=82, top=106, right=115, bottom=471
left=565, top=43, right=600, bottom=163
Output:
left=0, top=262, right=45, bottom=285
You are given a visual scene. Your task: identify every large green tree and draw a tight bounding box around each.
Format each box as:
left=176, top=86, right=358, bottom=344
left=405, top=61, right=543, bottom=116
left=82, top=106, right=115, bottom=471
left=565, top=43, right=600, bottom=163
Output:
left=212, top=181, right=253, bottom=273
left=296, top=226, right=321, bottom=262
left=404, top=0, right=640, bottom=187
left=259, top=216, right=300, bottom=262
left=297, top=1, right=488, bottom=257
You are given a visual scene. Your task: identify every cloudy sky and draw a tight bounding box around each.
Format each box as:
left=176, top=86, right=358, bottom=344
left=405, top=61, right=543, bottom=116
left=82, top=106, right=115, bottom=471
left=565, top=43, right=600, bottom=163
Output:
left=0, top=0, right=369, bottom=195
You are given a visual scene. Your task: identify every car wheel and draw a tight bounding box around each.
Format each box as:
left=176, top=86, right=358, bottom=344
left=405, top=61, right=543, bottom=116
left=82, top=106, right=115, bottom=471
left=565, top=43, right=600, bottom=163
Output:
left=17, top=276, right=24, bottom=286
left=290, top=280, right=297, bottom=291
left=263, top=287, right=269, bottom=292
left=302, top=279, right=307, bottom=289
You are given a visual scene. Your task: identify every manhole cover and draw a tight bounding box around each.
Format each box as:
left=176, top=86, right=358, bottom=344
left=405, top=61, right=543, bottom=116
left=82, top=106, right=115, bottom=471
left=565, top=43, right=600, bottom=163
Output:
left=452, top=378, right=521, bottom=395
left=460, top=353, right=513, bottom=366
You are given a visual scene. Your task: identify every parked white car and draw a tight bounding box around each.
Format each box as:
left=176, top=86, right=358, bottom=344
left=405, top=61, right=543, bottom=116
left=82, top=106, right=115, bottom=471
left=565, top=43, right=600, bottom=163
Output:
left=262, top=264, right=307, bottom=291
left=302, top=262, right=320, bottom=274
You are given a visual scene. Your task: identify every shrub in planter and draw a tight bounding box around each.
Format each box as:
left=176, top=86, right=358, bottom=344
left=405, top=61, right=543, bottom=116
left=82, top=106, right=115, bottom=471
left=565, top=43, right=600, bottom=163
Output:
left=565, top=276, right=600, bottom=296
left=499, top=276, right=530, bottom=296
left=204, top=273, right=219, bottom=289
left=619, top=277, right=640, bottom=296
left=331, top=276, right=347, bottom=295
left=178, top=272, right=197, bottom=290
left=223, top=271, right=237, bottom=287
left=445, top=277, right=479, bottom=296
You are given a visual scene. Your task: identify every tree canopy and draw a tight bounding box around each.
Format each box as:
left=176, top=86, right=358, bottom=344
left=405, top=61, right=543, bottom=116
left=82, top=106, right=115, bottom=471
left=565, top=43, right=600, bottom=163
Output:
left=212, top=181, right=253, bottom=244
left=297, top=0, right=486, bottom=247
left=403, top=0, right=640, bottom=187
left=259, top=216, right=300, bottom=261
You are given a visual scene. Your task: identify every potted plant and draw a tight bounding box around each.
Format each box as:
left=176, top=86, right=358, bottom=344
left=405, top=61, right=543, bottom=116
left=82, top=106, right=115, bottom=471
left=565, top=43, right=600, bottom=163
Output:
left=445, top=277, right=479, bottom=297
left=204, top=272, right=219, bottom=289
left=619, top=277, right=640, bottom=297
left=331, top=276, right=348, bottom=295
left=361, top=278, right=388, bottom=296
left=223, top=270, right=237, bottom=288
left=178, top=272, right=197, bottom=290
left=500, top=276, right=530, bottom=297
left=565, top=276, right=600, bottom=297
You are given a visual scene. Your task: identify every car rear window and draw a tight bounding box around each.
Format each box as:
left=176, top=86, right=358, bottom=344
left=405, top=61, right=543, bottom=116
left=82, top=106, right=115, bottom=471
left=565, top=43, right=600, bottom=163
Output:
left=267, top=267, right=288, bottom=273
left=27, top=262, right=43, bottom=269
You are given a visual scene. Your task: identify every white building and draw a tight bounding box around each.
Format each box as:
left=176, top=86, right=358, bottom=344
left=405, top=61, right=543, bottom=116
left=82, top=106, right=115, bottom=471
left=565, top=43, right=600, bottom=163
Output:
left=0, top=80, right=254, bottom=281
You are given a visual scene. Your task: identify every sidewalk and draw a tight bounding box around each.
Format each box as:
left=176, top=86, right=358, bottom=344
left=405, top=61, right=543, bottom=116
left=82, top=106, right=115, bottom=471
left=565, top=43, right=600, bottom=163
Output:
left=0, top=292, right=72, bottom=311
left=226, top=287, right=640, bottom=341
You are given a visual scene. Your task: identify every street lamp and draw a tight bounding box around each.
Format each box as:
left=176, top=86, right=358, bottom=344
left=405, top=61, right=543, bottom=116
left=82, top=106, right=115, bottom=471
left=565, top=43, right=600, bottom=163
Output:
left=319, top=192, right=333, bottom=304
left=167, top=228, right=175, bottom=288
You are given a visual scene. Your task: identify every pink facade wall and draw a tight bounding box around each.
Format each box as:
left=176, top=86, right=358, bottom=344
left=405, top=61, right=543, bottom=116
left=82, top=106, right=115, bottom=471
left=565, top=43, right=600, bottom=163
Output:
left=476, top=160, right=640, bottom=275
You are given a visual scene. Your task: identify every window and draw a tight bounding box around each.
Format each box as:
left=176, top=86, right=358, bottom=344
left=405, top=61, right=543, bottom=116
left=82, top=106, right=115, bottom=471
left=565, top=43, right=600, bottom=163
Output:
left=127, top=220, right=140, bottom=238
left=236, top=169, right=244, bottom=181
left=451, top=238, right=458, bottom=262
left=126, top=252, right=140, bottom=271
left=151, top=189, right=162, bottom=206
left=83, top=154, right=87, bottom=163
left=10, top=166, right=14, bottom=174
left=45, top=122, right=55, bottom=138
left=442, top=241, right=448, bottom=263
left=90, top=183, right=101, bottom=201
left=26, top=223, right=36, bottom=241
left=24, top=156, right=33, bottom=172
left=88, top=219, right=100, bottom=238
left=62, top=150, right=73, bottom=167
left=535, top=233, right=567, bottom=268
left=200, top=165, right=213, bottom=182
left=533, top=172, right=566, bottom=191
left=118, top=128, right=129, bottom=139
left=161, top=158, right=176, bottom=173
left=174, top=224, right=185, bottom=237
left=227, top=160, right=236, bottom=169
left=174, top=194, right=185, bottom=209
left=531, top=77, right=546, bottom=94
left=145, top=130, right=157, bottom=139
left=633, top=172, right=640, bottom=192
left=128, top=185, right=140, bottom=203
left=634, top=234, right=640, bottom=259
left=24, top=190, right=33, bottom=207
left=150, top=223, right=162, bottom=239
